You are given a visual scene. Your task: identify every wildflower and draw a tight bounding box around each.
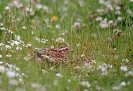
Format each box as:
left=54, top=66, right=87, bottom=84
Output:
left=115, top=10, right=121, bottom=15
left=6, top=53, right=12, bottom=58
left=42, top=69, right=48, bottom=73
left=0, top=23, right=3, bottom=26
left=15, top=35, right=21, bottom=41
left=122, top=58, right=129, bottom=63
left=0, top=65, right=4, bottom=73
left=25, top=7, right=34, bottom=16
left=120, top=81, right=126, bottom=87
left=100, top=20, right=108, bottom=28
left=76, top=43, right=80, bottom=47
left=22, top=26, right=27, bottom=30
left=112, top=85, right=121, bottom=91
left=0, top=54, right=2, bottom=58
left=51, top=15, right=58, bottom=22
left=72, top=22, right=81, bottom=30
left=16, top=46, right=22, bottom=50
left=41, top=39, right=48, bottom=44
left=8, top=29, right=13, bottom=33
left=130, top=0, right=133, bottom=2
left=67, top=79, right=71, bottom=83
left=81, top=54, right=85, bottom=58
left=24, top=55, right=31, bottom=61
left=96, top=85, right=101, bottom=90
left=14, top=40, right=21, bottom=45
left=6, top=70, right=17, bottom=78
left=56, top=73, right=63, bottom=78
left=4, top=6, right=11, bottom=11
left=125, top=71, right=133, bottom=77
left=96, top=17, right=102, bottom=21
left=92, top=60, right=96, bottom=64
left=50, top=66, right=56, bottom=70
left=120, top=66, right=128, bottom=72
left=96, top=9, right=104, bottom=13
left=5, top=45, right=12, bottom=50
left=117, top=17, right=122, bottom=21
left=56, top=37, right=65, bottom=43
left=36, top=4, right=42, bottom=10
left=80, top=81, right=90, bottom=88
left=0, top=27, right=6, bottom=31
left=0, top=61, right=3, bottom=64
left=26, top=42, right=32, bottom=47
left=115, top=6, right=121, bottom=10
left=0, top=43, right=4, bottom=47
left=55, top=24, right=60, bottom=29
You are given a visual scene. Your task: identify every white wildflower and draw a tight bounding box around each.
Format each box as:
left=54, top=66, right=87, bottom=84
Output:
left=5, top=45, right=11, bottom=50
left=6, top=70, right=17, bottom=78
left=26, top=42, right=32, bottom=47
left=117, top=17, right=122, bottom=21
left=120, top=66, right=128, bottom=72
left=36, top=4, right=42, bottom=10
left=130, top=0, right=133, bottom=2
left=56, top=37, right=65, bottom=43
left=24, top=55, right=31, bottom=61
left=22, top=26, right=27, bottom=30
left=0, top=65, right=4, bottom=73
left=15, top=35, right=21, bottom=41
left=0, top=54, right=2, bottom=58
left=81, top=54, right=85, bottom=58
left=96, top=17, right=102, bottom=21
left=0, top=27, right=6, bottom=30
left=6, top=53, right=12, bottom=58
left=56, top=73, right=63, bottom=78
left=16, top=46, right=22, bottom=50
left=8, top=29, right=13, bottom=33
left=120, top=81, right=126, bottom=87
left=72, top=22, right=81, bottom=29
left=0, top=61, right=3, bottom=64
left=4, top=6, right=11, bottom=11
left=112, top=85, right=121, bottom=90
left=80, top=81, right=90, bottom=88
left=100, top=20, right=108, bottom=28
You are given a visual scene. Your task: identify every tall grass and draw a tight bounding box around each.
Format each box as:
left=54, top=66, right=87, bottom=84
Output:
left=0, top=0, right=133, bottom=91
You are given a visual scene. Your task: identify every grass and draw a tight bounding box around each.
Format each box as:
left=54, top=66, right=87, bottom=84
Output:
left=0, top=0, right=133, bottom=91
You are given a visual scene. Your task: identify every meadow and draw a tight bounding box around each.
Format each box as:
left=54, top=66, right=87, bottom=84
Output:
left=0, top=0, right=133, bottom=91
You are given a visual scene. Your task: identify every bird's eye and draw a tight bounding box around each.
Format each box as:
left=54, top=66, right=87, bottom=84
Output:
left=66, top=48, right=69, bottom=50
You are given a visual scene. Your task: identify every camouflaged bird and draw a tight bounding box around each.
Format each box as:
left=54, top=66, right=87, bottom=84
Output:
left=34, top=47, right=73, bottom=63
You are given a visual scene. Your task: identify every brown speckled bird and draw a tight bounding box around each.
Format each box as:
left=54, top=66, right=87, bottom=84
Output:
left=34, top=47, right=73, bottom=63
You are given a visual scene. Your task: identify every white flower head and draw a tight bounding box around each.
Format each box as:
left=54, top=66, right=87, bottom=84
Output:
left=4, top=6, right=11, bottom=11
left=120, top=81, right=126, bottom=87
left=6, top=70, right=17, bottom=78
left=5, top=45, right=11, bottom=50
left=16, top=46, right=22, bottom=50
left=56, top=37, right=65, bottom=43
left=6, top=53, right=12, bottom=58
left=81, top=54, right=85, bottom=58
left=80, top=81, right=91, bottom=88
left=100, top=20, right=108, bottom=28
left=120, top=66, right=128, bottom=72
left=8, top=29, right=13, bottom=33
left=0, top=54, right=2, bottom=58
left=56, top=73, right=63, bottom=78
left=0, top=65, right=5, bottom=73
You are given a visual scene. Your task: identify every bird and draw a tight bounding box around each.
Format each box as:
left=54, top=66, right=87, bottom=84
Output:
left=34, top=46, right=73, bottom=63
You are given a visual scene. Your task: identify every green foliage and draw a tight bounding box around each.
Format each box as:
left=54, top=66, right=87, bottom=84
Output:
left=0, top=0, right=133, bottom=91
